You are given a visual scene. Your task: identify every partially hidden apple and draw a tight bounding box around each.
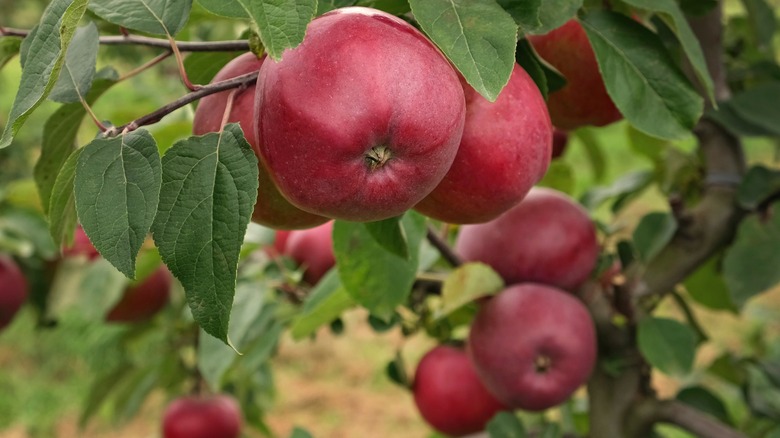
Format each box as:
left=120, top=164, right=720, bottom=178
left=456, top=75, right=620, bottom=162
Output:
left=468, top=283, right=597, bottom=411
left=414, top=63, right=552, bottom=224
left=0, top=256, right=28, bottom=330
left=256, top=7, right=466, bottom=222
left=284, top=221, right=335, bottom=285
left=62, top=225, right=100, bottom=260
left=551, top=128, right=568, bottom=159
left=455, top=187, right=598, bottom=291
left=528, top=20, right=622, bottom=130
left=162, top=394, right=242, bottom=438
left=192, top=52, right=328, bottom=230
left=413, top=345, right=507, bottom=436
left=106, top=265, right=172, bottom=323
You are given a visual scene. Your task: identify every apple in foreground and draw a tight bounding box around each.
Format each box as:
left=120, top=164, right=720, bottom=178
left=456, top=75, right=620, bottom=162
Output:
left=284, top=221, right=335, bottom=285
left=106, top=265, right=172, bottom=323
left=413, top=345, right=507, bottom=436
left=256, top=6, right=466, bottom=222
left=468, top=283, right=597, bottom=411
left=162, top=394, right=242, bottom=438
left=528, top=20, right=622, bottom=130
left=456, top=187, right=598, bottom=291
left=192, top=52, right=328, bottom=230
left=414, top=63, right=552, bottom=224
left=0, top=256, right=28, bottom=330
left=62, top=225, right=100, bottom=260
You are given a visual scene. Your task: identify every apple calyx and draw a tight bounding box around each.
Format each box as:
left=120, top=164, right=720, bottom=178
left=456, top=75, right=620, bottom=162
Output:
left=365, top=145, right=393, bottom=171
left=534, top=355, right=552, bottom=374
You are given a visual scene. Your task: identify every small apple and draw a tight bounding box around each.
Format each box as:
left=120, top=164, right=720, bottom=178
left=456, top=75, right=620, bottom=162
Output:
left=256, top=7, right=466, bottom=222
left=414, top=63, right=552, bottom=224
left=62, top=225, right=100, bottom=260
left=284, top=221, right=335, bottom=285
left=106, top=265, right=172, bottom=323
left=0, top=256, right=28, bottom=330
left=468, top=283, right=597, bottom=411
left=456, top=187, right=598, bottom=291
left=551, top=128, right=568, bottom=159
left=528, top=20, right=622, bottom=130
left=162, top=394, right=242, bottom=438
left=413, top=345, right=508, bottom=436
left=192, top=52, right=328, bottom=230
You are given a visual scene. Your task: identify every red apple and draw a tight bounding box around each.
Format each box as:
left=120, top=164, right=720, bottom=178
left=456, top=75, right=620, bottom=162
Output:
left=468, top=283, right=597, bottom=411
left=106, top=265, right=172, bottom=323
left=414, top=64, right=552, bottom=224
left=162, top=394, right=242, bottom=438
left=551, top=128, right=568, bottom=159
left=284, top=221, right=335, bottom=285
left=528, top=20, right=622, bottom=130
left=192, top=52, right=328, bottom=230
left=413, top=345, right=508, bottom=436
left=0, top=256, right=28, bottom=330
left=62, top=225, right=100, bottom=260
left=256, top=7, right=466, bottom=222
left=455, top=187, right=598, bottom=291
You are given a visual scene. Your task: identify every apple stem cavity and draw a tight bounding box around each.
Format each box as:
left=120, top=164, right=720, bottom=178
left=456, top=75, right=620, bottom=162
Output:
left=365, top=145, right=392, bottom=171
left=534, top=355, right=552, bottom=374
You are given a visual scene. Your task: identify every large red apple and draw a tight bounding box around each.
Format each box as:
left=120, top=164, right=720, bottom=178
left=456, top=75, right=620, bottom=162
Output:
left=414, top=64, right=552, bottom=224
left=106, top=265, right=172, bottom=323
left=0, top=256, right=28, bottom=330
left=528, top=20, right=622, bottom=130
left=284, top=221, right=335, bottom=285
left=468, top=283, right=597, bottom=411
left=455, top=187, right=598, bottom=291
left=413, top=345, right=507, bottom=436
left=162, top=394, right=242, bottom=438
left=255, top=7, right=466, bottom=222
left=192, top=52, right=328, bottom=230
left=62, top=225, right=100, bottom=260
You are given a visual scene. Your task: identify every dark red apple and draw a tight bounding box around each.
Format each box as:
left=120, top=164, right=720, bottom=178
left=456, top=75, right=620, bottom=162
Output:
left=468, top=283, right=597, bottom=411
left=413, top=345, right=507, bottom=436
left=192, top=52, right=328, bottom=230
left=162, top=394, right=242, bottom=438
left=528, top=20, right=622, bottom=130
left=62, top=225, right=100, bottom=260
left=455, top=187, right=598, bottom=291
left=106, top=265, right=172, bottom=323
left=414, top=63, right=552, bottom=224
left=284, top=221, right=335, bottom=285
left=256, top=7, right=466, bottom=222
left=551, top=128, right=568, bottom=159
left=0, top=256, right=28, bottom=330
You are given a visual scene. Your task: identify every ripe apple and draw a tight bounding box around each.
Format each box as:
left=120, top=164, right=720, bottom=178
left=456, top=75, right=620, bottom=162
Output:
left=413, top=345, right=507, bottom=436
left=62, top=225, right=100, bottom=260
left=468, top=283, right=597, bottom=411
left=284, top=221, right=335, bottom=285
left=528, top=20, right=622, bottom=130
left=0, top=256, right=28, bottom=330
left=551, top=128, right=568, bottom=159
left=106, top=265, right=172, bottom=323
left=455, top=187, right=598, bottom=291
left=162, top=394, right=242, bottom=438
left=414, top=64, right=552, bottom=224
left=256, top=7, right=466, bottom=222
left=192, top=52, right=328, bottom=230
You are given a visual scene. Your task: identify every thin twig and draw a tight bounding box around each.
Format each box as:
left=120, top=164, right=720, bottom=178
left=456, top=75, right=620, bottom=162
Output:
left=118, top=50, right=173, bottom=82
left=425, top=226, right=462, bottom=267
left=168, top=35, right=201, bottom=91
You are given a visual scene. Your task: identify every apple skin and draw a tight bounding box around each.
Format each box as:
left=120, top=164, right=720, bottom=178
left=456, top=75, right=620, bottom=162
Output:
left=0, top=256, right=28, bottom=330
left=413, top=345, right=508, bottom=436
left=468, top=283, right=597, bottom=411
left=192, top=52, right=328, bottom=230
left=455, top=187, right=598, bottom=291
left=106, top=266, right=172, bottom=323
left=528, top=20, right=622, bottom=130
left=62, top=225, right=100, bottom=260
left=551, top=128, right=568, bottom=159
left=256, top=7, right=466, bottom=222
left=162, top=394, right=242, bottom=438
left=414, top=64, right=552, bottom=224
left=284, top=221, right=335, bottom=285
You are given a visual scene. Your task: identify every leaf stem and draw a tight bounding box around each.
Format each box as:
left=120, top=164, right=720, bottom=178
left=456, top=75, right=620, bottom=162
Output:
left=167, top=35, right=201, bottom=91
left=425, top=226, right=462, bottom=267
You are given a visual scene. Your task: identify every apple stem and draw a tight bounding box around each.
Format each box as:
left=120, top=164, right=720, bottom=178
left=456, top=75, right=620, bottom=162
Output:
left=533, top=355, right=551, bottom=373
left=425, top=226, right=463, bottom=267
left=168, top=35, right=202, bottom=92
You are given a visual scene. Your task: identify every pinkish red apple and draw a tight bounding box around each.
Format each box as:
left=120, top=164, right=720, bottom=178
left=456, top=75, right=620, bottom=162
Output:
left=162, top=394, right=242, bottom=438
left=62, top=225, right=100, bottom=260
left=284, top=221, right=335, bottom=285
left=0, top=256, right=28, bottom=330
left=106, top=265, right=172, bottom=323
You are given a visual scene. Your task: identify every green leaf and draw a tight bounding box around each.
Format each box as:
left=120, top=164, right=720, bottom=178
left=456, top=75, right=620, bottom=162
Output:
left=0, top=207, right=58, bottom=259
left=683, top=256, right=736, bottom=312
left=637, top=317, right=696, bottom=376
left=580, top=170, right=653, bottom=211
left=364, top=216, right=409, bottom=259
left=515, top=38, right=566, bottom=98
left=409, top=0, right=517, bottom=102
left=707, top=101, right=771, bottom=137
left=333, top=212, right=425, bottom=319
left=627, top=124, right=667, bottom=164
left=621, top=0, right=715, bottom=104
left=290, top=269, right=355, bottom=340
left=290, top=427, right=314, bottom=438
left=738, top=166, right=780, bottom=210
left=74, top=130, right=162, bottom=279
left=679, top=0, right=717, bottom=16
left=48, top=148, right=82, bottom=248
left=676, top=386, right=733, bottom=426
left=497, top=0, right=541, bottom=33
left=581, top=11, right=703, bottom=140
left=235, top=0, right=317, bottom=61
left=533, top=0, right=583, bottom=35
left=723, top=205, right=780, bottom=308
left=575, top=127, right=607, bottom=183
left=0, top=0, right=89, bottom=149
left=184, top=52, right=240, bottom=89
left=197, top=0, right=247, bottom=18
left=50, top=23, right=99, bottom=104
left=746, top=364, right=780, bottom=419
left=47, top=257, right=128, bottom=320
left=723, top=82, right=780, bottom=137
left=487, top=412, right=526, bottom=438
left=437, top=262, right=504, bottom=318
left=356, top=0, right=410, bottom=15
left=151, top=124, right=259, bottom=343
left=633, top=212, right=677, bottom=263
left=537, top=160, right=575, bottom=195
left=0, top=37, right=22, bottom=70
left=742, top=0, right=777, bottom=49
left=89, top=0, right=193, bottom=36
left=385, top=350, right=411, bottom=388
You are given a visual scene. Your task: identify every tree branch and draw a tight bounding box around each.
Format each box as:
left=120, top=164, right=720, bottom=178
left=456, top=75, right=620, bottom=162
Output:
left=629, top=399, right=747, bottom=438
left=425, top=226, right=463, bottom=267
